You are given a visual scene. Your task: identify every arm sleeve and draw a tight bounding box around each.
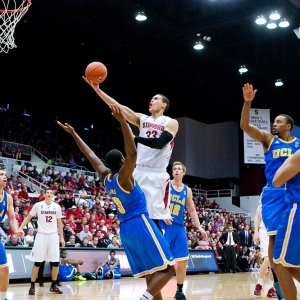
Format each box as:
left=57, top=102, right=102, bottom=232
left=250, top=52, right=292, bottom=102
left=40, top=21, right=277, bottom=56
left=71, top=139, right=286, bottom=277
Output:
left=134, top=131, right=173, bottom=149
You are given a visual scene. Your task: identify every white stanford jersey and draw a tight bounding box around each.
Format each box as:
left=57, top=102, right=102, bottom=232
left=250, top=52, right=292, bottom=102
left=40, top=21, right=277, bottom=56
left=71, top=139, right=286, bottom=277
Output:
left=137, top=115, right=175, bottom=169
left=30, top=201, right=62, bottom=234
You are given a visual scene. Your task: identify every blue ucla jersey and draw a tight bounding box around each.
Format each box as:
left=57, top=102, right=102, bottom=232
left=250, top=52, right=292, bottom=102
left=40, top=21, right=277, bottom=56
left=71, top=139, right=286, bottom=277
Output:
left=169, top=181, right=188, bottom=226
left=264, top=136, right=300, bottom=187
left=104, top=174, right=149, bottom=222
left=0, top=191, right=8, bottom=223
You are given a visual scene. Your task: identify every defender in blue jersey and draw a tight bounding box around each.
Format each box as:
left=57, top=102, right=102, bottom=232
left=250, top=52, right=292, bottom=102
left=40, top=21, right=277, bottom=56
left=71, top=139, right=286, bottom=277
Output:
left=0, top=168, right=23, bottom=299
left=58, top=104, right=175, bottom=300
left=272, top=150, right=300, bottom=300
left=159, top=162, right=207, bottom=300
left=241, top=83, right=298, bottom=300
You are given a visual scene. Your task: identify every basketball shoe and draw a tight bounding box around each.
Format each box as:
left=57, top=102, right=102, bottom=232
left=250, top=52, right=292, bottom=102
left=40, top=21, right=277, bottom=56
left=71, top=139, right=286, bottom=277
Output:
left=28, top=287, right=35, bottom=295
left=254, top=284, right=262, bottom=296
left=74, top=274, right=86, bottom=281
left=174, top=291, right=186, bottom=300
left=49, top=285, right=63, bottom=294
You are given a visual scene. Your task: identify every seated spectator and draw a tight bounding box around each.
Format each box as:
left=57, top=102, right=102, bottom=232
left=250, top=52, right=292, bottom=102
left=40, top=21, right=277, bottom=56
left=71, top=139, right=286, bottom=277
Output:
left=68, top=158, right=77, bottom=170
left=98, top=220, right=107, bottom=233
left=41, top=170, right=51, bottom=185
left=54, top=193, right=62, bottom=205
left=80, top=237, right=93, bottom=248
left=90, top=236, right=100, bottom=248
left=59, top=250, right=86, bottom=281
left=107, top=236, right=121, bottom=249
left=78, top=225, right=91, bottom=241
left=237, top=246, right=250, bottom=272
left=38, top=190, right=45, bottom=201
left=27, top=183, right=38, bottom=194
left=19, top=185, right=30, bottom=203
left=89, top=220, right=98, bottom=235
left=105, top=204, right=117, bottom=217
left=63, top=223, right=76, bottom=242
left=24, top=228, right=35, bottom=247
left=105, top=213, right=115, bottom=227
left=5, top=234, right=23, bottom=247
left=86, top=195, right=96, bottom=209
left=14, top=207, right=23, bottom=225
left=61, top=195, right=75, bottom=210
left=15, top=176, right=22, bottom=190
left=29, top=165, right=39, bottom=180
left=86, top=250, right=121, bottom=280
left=66, top=235, right=80, bottom=248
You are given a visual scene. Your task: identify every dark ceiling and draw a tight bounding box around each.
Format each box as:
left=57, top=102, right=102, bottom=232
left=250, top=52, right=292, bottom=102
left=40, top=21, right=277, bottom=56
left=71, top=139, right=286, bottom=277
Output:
left=1, top=0, right=300, bottom=128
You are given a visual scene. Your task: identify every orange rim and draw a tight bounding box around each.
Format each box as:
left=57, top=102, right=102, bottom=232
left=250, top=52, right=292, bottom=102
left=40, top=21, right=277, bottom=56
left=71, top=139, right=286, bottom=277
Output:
left=0, top=0, right=31, bottom=13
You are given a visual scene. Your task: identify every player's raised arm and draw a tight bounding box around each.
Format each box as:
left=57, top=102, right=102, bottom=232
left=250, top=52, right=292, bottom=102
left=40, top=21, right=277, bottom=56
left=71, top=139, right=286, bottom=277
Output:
left=57, top=121, right=110, bottom=182
left=82, top=76, right=141, bottom=127
left=109, top=105, right=137, bottom=189
left=240, top=83, right=271, bottom=150
left=273, top=150, right=300, bottom=187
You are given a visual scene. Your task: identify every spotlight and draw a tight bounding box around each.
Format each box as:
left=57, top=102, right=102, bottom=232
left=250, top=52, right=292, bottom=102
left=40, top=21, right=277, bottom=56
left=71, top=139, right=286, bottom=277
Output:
left=239, top=65, right=248, bottom=74
left=278, top=18, right=289, bottom=28
left=135, top=12, right=147, bottom=21
left=255, top=15, right=267, bottom=25
left=275, top=79, right=283, bottom=87
left=266, top=21, right=277, bottom=29
left=269, top=11, right=280, bottom=21
left=193, top=41, right=204, bottom=50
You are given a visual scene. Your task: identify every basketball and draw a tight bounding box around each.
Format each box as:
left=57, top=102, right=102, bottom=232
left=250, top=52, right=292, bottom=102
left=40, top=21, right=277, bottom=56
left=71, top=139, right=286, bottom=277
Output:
left=85, top=62, right=107, bottom=84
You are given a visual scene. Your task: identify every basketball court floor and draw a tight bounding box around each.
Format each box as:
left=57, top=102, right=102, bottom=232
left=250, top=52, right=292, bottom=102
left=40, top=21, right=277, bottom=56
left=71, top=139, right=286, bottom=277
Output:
left=7, top=272, right=300, bottom=300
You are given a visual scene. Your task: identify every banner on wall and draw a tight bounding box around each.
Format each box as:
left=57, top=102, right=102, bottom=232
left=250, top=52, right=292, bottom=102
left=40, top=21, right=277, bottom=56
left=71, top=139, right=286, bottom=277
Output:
left=6, top=248, right=219, bottom=279
left=243, top=108, right=270, bottom=164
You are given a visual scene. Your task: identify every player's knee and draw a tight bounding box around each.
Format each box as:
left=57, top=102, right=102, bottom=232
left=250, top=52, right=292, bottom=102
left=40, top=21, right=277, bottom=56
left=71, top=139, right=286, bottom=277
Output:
left=34, top=262, right=42, bottom=267
left=50, top=262, right=59, bottom=267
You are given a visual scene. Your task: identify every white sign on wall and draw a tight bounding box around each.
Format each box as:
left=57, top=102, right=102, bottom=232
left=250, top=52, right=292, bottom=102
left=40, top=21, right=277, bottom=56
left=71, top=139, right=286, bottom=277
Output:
left=243, top=108, right=271, bottom=164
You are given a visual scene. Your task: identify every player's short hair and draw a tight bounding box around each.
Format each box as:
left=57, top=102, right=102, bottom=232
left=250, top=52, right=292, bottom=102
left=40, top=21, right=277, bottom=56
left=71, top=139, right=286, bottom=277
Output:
left=279, top=114, right=294, bottom=131
left=110, top=250, right=116, bottom=255
left=45, top=188, right=53, bottom=193
left=172, top=161, right=186, bottom=173
left=158, top=94, right=170, bottom=112
left=105, top=149, right=124, bottom=171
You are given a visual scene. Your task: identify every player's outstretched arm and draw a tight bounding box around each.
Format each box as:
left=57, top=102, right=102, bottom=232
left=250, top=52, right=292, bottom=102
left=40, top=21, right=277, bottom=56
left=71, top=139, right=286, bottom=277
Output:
left=57, top=218, right=65, bottom=247
left=273, top=150, right=300, bottom=186
left=186, top=188, right=207, bottom=239
left=82, top=77, right=141, bottom=127
left=240, top=83, right=271, bottom=149
left=253, top=203, right=261, bottom=244
left=57, top=121, right=110, bottom=183
left=110, top=105, right=137, bottom=191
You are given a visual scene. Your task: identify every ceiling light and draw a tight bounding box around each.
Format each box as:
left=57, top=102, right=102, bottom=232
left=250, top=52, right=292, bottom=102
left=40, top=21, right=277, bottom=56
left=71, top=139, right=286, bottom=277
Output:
left=255, top=15, right=267, bottom=25
left=278, top=18, right=290, bottom=28
left=275, top=79, right=283, bottom=87
left=239, top=65, right=248, bottom=74
left=135, top=12, right=147, bottom=21
left=193, top=41, right=204, bottom=50
left=266, top=21, right=277, bottom=29
left=269, top=11, right=280, bottom=21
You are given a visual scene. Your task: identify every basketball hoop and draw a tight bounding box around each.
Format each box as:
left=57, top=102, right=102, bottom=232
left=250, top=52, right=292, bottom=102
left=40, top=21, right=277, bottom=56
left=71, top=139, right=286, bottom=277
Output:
left=0, top=0, right=32, bottom=53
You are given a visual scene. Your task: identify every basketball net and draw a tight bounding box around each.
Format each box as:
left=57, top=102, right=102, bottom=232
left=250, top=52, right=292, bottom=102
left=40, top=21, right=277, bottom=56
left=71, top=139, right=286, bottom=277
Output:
left=0, top=0, right=31, bottom=53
